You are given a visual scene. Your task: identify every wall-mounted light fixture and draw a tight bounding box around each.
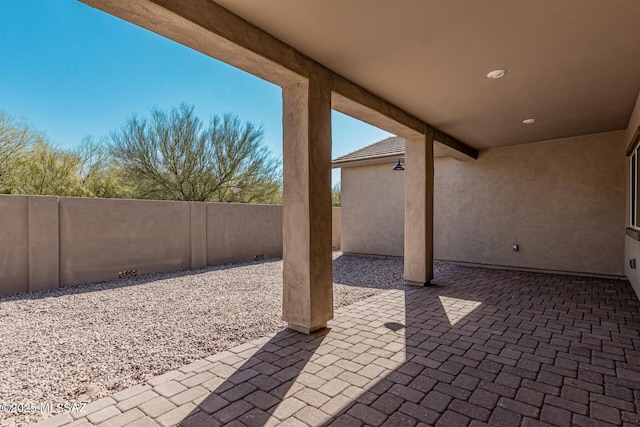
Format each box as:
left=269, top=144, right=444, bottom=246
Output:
left=392, top=159, right=404, bottom=171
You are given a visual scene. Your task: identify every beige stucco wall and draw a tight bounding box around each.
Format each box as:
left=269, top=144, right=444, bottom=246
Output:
left=625, top=231, right=640, bottom=299
left=0, top=195, right=29, bottom=295
left=206, top=203, right=282, bottom=265
left=341, top=131, right=626, bottom=276
left=0, top=197, right=343, bottom=296
left=435, top=131, right=625, bottom=276
left=1, top=197, right=348, bottom=297
left=29, top=196, right=60, bottom=292
left=341, top=162, right=404, bottom=257
left=332, top=207, right=341, bottom=250
left=624, top=93, right=640, bottom=298
left=59, top=198, right=193, bottom=287
left=625, top=93, right=640, bottom=145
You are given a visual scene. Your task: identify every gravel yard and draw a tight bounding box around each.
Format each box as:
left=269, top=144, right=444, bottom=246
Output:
left=0, top=254, right=453, bottom=426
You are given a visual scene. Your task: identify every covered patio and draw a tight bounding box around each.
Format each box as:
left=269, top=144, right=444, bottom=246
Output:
left=73, top=0, right=640, bottom=329
left=38, top=265, right=640, bottom=426
left=30, top=0, right=640, bottom=425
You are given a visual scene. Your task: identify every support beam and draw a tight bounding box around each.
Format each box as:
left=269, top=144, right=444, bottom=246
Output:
left=404, top=131, right=435, bottom=285
left=332, top=89, right=477, bottom=161
left=282, top=74, right=333, bottom=333
left=79, top=0, right=304, bottom=86
left=433, top=131, right=478, bottom=161
left=331, top=86, right=424, bottom=140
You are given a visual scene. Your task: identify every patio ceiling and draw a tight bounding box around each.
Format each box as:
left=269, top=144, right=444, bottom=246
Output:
left=214, top=0, right=640, bottom=150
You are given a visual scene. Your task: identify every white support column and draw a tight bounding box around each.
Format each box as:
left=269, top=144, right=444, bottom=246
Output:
left=282, top=74, right=333, bottom=333
left=404, top=130, right=435, bottom=285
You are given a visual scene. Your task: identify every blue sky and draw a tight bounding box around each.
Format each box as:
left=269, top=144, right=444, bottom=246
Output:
left=0, top=1, right=392, bottom=185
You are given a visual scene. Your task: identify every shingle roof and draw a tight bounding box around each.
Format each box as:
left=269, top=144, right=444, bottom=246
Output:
left=332, top=136, right=404, bottom=165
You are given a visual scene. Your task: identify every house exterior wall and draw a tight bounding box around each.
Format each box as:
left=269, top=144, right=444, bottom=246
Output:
left=624, top=94, right=640, bottom=299
left=435, top=131, right=625, bottom=277
left=340, top=131, right=626, bottom=277
left=341, top=162, right=404, bottom=257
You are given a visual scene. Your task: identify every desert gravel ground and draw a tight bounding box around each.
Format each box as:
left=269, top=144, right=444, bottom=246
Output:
left=0, top=253, right=453, bottom=426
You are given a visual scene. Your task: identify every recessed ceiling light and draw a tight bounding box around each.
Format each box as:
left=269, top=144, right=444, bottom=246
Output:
left=487, top=69, right=507, bottom=79
left=522, top=118, right=536, bottom=124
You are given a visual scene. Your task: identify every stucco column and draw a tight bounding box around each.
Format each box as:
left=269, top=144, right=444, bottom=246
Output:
left=282, top=74, right=333, bottom=333
left=404, top=131, right=434, bottom=285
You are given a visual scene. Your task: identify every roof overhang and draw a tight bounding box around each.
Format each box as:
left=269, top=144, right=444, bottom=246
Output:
left=332, top=152, right=446, bottom=169
left=80, top=0, right=478, bottom=161
left=213, top=0, right=640, bottom=150
left=80, top=1, right=640, bottom=156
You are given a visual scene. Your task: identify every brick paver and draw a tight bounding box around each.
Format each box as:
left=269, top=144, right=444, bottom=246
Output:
left=34, top=266, right=640, bottom=426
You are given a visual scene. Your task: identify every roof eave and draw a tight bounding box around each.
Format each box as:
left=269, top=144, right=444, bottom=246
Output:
left=332, top=152, right=445, bottom=168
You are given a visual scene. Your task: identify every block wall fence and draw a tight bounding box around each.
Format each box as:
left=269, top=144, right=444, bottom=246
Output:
left=0, top=195, right=341, bottom=297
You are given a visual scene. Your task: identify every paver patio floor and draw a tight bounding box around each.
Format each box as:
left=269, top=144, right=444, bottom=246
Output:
left=37, top=266, right=640, bottom=427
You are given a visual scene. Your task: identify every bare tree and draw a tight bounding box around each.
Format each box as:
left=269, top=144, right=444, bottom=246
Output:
left=75, top=136, right=129, bottom=199
left=109, top=104, right=281, bottom=203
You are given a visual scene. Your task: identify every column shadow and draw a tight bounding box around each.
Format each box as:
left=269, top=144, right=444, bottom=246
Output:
left=179, top=327, right=329, bottom=426
left=322, top=266, right=640, bottom=426
left=177, top=262, right=639, bottom=426
left=177, top=262, right=485, bottom=426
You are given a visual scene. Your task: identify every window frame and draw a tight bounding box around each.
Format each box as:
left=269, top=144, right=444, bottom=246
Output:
left=628, top=126, right=640, bottom=230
